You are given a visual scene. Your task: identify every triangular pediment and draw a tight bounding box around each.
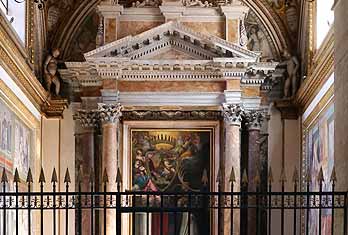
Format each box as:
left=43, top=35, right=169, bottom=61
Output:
left=84, top=21, right=260, bottom=63
left=147, top=48, right=197, bottom=60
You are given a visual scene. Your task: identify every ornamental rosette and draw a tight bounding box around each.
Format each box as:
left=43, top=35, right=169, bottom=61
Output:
left=98, top=103, right=123, bottom=124
left=222, top=103, right=245, bottom=125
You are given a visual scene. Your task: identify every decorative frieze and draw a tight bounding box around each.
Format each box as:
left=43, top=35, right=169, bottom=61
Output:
left=122, top=110, right=222, bottom=120
left=222, top=103, right=244, bottom=126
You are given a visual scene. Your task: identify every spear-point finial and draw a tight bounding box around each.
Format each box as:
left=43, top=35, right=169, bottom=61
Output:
left=317, top=167, right=324, bottom=183
left=13, top=168, right=20, bottom=183
left=89, top=168, right=95, bottom=184
left=1, top=168, right=8, bottom=183
left=330, top=166, right=337, bottom=183
left=26, top=168, right=33, bottom=183
left=64, top=168, right=71, bottom=183
left=268, top=167, right=274, bottom=184
left=292, top=167, right=299, bottom=184
left=254, top=168, right=261, bottom=186
left=280, top=167, right=287, bottom=184
left=51, top=168, right=58, bottom=183
left=77, top=167, right=83, bottom=184
left=216, top=168, right=221, bottom=184
left=39, top=167, right=46, bottom=183
left=102, top=168, right=109, bottom=183
left=116, top=167, right=122, bottom=184
left=229, top=167, right=236, bottom=183
left=201, top=169, right=209, bottom=186
left=242, top=169, right=248, bottom=185
left=305, top=170, right=311, bottom=184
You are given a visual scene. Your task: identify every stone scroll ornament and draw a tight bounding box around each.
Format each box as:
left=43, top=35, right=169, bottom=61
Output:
left=98, top=103, right=123, bottom=124
left=222, top=104, right=245, bottom=125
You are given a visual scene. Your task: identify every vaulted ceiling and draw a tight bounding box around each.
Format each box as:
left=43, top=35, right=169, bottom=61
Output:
left=44, top=0, right=301, bottom=61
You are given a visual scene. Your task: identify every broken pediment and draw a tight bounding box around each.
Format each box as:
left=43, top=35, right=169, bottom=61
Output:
left=84, top=21, right=260, bottom=63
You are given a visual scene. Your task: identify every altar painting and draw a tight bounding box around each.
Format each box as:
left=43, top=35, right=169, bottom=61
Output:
left=306, top=102, right=334, bottom=235
left=131, top=129, right=212, bottom=235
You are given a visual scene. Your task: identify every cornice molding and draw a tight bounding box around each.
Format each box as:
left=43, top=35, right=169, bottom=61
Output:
left=295, top=29, right=334, bottom=113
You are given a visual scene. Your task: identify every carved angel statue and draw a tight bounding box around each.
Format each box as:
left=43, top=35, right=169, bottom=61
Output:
left=281, top=49, right=299, bottom=98
left=44, top=48, right=61, bottom=96
left=182, top=0, right=212, bottom=7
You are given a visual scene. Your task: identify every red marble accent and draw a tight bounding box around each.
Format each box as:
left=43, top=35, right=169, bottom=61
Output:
left=247, top=129, right=261, bottom=235
left=182, top=21, right=225, bottom=39
left=118, top=21, right=163, bottom=39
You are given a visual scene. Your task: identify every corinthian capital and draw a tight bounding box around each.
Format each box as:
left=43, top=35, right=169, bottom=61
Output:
left=98, top=103, right=123, bottom=125
left=74, top=110, right=99, bottom=128
left=245, top=110, right=264, bottom=130
left=222, top=103, right=244, bottom=126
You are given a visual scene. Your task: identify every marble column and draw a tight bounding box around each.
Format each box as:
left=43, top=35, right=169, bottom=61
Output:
left=245, top=110, right=264, bottom=235
left=98, top=103, right=123, bottom=235
left=74, top=110, right=99, bottom=235
left=222, top=103, right=244, bottom=235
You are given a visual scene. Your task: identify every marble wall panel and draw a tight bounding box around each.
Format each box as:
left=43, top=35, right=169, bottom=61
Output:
left=105, top=19, right=117, bottom=43
left=226, top=79, right=241, bottom=90
left=182, top=21, right=225, bottom=39
left=118, top=21, right=163, bottom=39
left=118, top=81, right=226, bottom=92
left=227, top=19, right=238, bottom=43
left=242, top=87, right=260, bottom=97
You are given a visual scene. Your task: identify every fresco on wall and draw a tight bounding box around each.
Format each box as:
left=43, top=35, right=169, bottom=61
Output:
left=0, top=100, right=32, bottom=174
left=306, top=102, right=334, bottom=235
left=0, top=98, right=33, bottom=234
left=131, top=129, right=212, bottom=235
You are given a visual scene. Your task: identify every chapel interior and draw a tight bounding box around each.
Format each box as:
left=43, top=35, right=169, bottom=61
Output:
left=0, top=0, right=344, bottom=234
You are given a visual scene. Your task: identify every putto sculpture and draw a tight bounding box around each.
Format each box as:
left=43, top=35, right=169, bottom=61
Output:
left=44, top=48, right=61, bottom=96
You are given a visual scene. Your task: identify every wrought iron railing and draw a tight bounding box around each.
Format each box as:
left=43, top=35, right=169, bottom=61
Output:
left=0, top=167, right=345, bottom=235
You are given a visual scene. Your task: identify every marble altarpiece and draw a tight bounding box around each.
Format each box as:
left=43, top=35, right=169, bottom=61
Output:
left=61, top=1, right=281, bottom=234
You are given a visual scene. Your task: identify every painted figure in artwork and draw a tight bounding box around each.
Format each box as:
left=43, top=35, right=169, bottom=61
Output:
left=307, top=104, right=334, bottom=234
left=44, top=48, right=61, bottom=96
left=131, top=130, right=211, bottom=235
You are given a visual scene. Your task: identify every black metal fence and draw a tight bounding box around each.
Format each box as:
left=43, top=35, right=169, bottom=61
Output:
left=0, top=167, right=346, bottom=235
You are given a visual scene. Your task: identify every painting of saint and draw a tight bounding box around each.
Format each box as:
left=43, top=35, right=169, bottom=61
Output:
left=14, top=121, right=30, bottom=176
left=131, top=129, right=212, bottom=235
left=0, top=109, right=12, bottom=154
left=307, top=102, right=334, bottom=235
